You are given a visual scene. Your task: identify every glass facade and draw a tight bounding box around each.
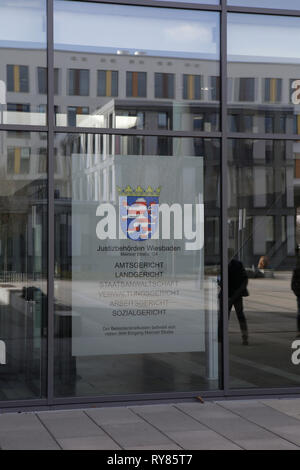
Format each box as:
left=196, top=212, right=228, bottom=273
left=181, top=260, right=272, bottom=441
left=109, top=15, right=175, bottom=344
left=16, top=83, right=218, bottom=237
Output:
left=54, top=134, right=221, bottom=397
left=0, top=0, right=47, bottom=125
left=228, top=139, right=299, bottom=388
left=0, top=0, right=300, bottom=408
left=0, top=131, right=47, bottom=400
left=54, top=2, right=220, bottom=131
left=228, top=1, right=300, bottom=9
left=228, top=14, right=300, bottom=135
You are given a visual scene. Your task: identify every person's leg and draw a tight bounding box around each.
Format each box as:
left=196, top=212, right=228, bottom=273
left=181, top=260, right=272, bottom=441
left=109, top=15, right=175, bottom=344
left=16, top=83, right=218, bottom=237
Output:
left=297, top=296, right=300, bottom=333
left=228, top=300, right=233, bottom=318
left=233, top=297, right=249, bottom=345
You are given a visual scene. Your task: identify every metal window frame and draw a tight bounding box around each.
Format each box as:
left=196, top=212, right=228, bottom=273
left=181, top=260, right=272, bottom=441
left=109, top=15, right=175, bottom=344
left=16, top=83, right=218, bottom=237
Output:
left=1, top=0, right=300, bottom=411
left=47, top=0, right=55, bottom=408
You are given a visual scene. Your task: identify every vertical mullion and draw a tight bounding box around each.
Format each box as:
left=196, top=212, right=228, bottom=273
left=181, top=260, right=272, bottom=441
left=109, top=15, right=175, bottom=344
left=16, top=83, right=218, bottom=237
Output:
left=47, top=0, right=54, bottom=406
left=221, top=0, right=229, bottom=395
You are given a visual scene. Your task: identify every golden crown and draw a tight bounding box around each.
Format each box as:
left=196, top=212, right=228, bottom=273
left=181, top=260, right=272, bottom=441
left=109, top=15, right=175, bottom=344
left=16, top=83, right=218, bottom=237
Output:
left=117, top=185, right=161, bottom=197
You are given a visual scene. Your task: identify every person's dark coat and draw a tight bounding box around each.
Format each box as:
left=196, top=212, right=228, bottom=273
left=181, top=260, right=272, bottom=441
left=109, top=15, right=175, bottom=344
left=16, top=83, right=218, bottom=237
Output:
left=292, top=268, right=300, bottom=297
left=228, top=259, right=249, bottom=304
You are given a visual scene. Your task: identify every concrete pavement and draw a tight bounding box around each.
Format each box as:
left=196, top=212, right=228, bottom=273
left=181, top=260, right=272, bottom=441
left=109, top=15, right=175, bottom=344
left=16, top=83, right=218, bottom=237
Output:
left=1, top=398, right=300, bottom=449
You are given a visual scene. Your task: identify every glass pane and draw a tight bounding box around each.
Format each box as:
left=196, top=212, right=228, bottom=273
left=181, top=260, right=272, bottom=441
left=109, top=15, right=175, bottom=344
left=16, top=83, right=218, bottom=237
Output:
left=228, top=14, right=300, bottom=135
left=228, top=139, right=300, bottom=389
left=54, top=134, right=221, bottom=397
left=54, top=1, right=220, bottom=131
left=228, top=0, right=300, bottom=9
left=0, top=0, right=47, bottom=125
left=0, top=131, right=47, bottom=400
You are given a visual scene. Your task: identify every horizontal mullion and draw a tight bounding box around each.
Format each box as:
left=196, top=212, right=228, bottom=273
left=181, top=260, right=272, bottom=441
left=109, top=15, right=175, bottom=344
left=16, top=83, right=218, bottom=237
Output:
left=228, top=132, right=300, bottom=140
left=0, top=125, right=48, bottom=132
left=0, top=399, right=47, bottom=410
left=227, top=6, right=300, bottom=16
left=64, top=0, right=221, bottom=11
left=2, top=389, right=300, bottom=409
left=226, top=388, right=300, bottom=397
left=52, top=390, right=224, bottom=406
left=54, top=126, right=221, bottom=138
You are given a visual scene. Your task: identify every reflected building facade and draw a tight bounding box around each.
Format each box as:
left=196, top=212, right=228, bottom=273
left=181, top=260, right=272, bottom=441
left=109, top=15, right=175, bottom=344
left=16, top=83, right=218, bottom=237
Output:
left=0, top=0, right=300, bottom=408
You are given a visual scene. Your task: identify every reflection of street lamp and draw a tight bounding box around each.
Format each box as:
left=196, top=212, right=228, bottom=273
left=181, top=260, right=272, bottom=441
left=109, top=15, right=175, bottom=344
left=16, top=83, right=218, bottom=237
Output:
left=238, top=208, right=246, bottom=262
left=0, top=80, right=6, bottom=155
left=0, top=80, right=6, bottom=123
left=0, top=340, right=6, bottom=365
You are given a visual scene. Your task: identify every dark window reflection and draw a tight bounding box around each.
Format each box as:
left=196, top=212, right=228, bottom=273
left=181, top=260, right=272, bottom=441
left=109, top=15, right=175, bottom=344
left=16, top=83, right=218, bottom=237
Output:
left=68, top=69, right=90, bottom=96
left=53, top=133, right=221, bottom=398
left=238, top=78, right=255, bottom=102
left=0, top=131, right=47, bottom=401
left=228, top=139, right=300, bottom=389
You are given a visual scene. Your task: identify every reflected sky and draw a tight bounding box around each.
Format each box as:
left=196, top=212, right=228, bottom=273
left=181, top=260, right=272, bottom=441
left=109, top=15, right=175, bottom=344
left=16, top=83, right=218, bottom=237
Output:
left=228, top=14, right=300, bottom=62
left=161, top=0, right=218, bottom=3
left=228, top=0, right=300, bottom=8
left=54, top=1, right=219, bottom=59
left=0, top=0, right=46, bottom=48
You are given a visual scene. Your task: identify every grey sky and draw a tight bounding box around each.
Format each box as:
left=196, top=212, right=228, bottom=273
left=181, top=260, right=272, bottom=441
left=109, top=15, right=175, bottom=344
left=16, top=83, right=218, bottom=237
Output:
left=54, top=2, right=218, bottom=58
left=228, top=14, right=300, bottom=62
left=228, top=0, right=300, bottom=9
left=0, top=0, right=46, bottom=45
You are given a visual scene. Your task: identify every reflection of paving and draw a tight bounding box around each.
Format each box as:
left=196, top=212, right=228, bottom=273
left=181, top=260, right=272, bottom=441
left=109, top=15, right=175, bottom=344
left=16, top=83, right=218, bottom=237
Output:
left=230, top=271, right=300, bottom=389
left=2, top=272, right=300, bottom=399
left=244, top=271, right=296, bottom=313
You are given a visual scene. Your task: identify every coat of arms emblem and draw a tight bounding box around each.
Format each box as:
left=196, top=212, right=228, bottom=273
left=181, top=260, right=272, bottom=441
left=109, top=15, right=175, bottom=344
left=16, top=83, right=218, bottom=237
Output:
left=118, top=185, right=160, bottom=241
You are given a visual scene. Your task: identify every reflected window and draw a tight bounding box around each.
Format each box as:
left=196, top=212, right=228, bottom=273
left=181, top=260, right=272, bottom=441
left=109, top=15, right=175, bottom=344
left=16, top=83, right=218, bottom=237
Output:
left=265, top=115, right=274, bottom=134
left=67, top=106, right=89, bottom=127
left=7, top=65, right=29, bottom=93
left=295, top=157, right=300, bottom=178
left=7, top=103, right=30, bottom=113
left=7, top=147, right=30, bottom=175
left=68, top=69, right=89, bottom=96
left=38, top=67, right=59, bottom=94
left=38, top=67, right=47, bottom=94
left=264, top=78, right=282, bottom=103
left=126, top=72, right=146, bottom=98
left=97, top=70, right=118, bottom=97
left=210, top=76, right=220, bottom=101
left=158, top=112, right=170, bottom=130
left=229, top=113, right=253, bottom=133
left=38, top=147, right=47, bottom=174
left=237, top=78, right=255, bottom=102
left=193, top=115, right=204, bottom=131
left=155, top=73, right=175, bottom=99
left=183, top=74, right=203, bottom=100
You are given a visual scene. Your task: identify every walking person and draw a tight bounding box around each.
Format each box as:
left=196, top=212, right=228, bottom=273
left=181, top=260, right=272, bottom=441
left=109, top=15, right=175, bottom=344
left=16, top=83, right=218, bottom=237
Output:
left=228, top=252, right=249, bottom=345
